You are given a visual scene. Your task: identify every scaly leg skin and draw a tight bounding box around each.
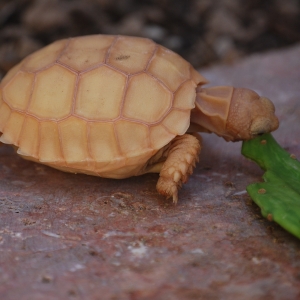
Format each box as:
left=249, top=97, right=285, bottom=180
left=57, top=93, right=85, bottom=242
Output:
left=156, top=134, right=201, bottom=204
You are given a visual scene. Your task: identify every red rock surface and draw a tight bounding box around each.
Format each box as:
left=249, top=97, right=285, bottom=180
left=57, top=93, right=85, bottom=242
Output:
left=0, top=44, right=300, bottom=299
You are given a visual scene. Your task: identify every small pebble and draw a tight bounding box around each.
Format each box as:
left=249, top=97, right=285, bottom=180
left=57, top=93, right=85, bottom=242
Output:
left=41, top=275, right=53, bottom=283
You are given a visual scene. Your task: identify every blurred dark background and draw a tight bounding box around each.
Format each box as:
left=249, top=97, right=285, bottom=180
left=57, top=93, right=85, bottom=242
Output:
left=0, top=0, right=300, bottom=77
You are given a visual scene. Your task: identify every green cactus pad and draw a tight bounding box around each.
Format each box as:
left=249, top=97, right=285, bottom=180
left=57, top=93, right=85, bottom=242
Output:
left=242, top=133, right=300, bottom=239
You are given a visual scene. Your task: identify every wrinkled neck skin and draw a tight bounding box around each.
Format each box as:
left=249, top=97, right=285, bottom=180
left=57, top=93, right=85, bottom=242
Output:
left=190, top=86, right=234, bottom=141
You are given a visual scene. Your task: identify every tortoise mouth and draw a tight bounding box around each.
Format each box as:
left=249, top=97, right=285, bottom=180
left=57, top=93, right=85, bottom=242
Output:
left=250, top=115, right=279, bottom=138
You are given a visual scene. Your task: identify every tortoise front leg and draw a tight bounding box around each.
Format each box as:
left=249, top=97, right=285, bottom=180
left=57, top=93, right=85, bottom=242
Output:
left=156, top=134, right=201, bottom=203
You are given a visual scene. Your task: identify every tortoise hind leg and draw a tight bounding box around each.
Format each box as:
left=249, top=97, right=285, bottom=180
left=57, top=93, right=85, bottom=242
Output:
left=156, top=134, right=201, bottom=204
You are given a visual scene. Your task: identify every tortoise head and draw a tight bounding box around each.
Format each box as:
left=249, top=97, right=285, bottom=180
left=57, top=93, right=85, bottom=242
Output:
left=190, top=86, right=279, bottom=141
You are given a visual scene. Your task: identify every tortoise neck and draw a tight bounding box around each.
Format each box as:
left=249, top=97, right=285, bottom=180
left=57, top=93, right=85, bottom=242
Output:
left=190, top=86, right=234, bottom=138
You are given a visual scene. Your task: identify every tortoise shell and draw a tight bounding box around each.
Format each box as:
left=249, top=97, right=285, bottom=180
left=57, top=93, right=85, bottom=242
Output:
left=0, top=35, right=207, bottom=178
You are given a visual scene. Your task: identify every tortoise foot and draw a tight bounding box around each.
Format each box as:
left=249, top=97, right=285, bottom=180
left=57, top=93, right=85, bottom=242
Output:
left=156, top=134, right=201, bottom=204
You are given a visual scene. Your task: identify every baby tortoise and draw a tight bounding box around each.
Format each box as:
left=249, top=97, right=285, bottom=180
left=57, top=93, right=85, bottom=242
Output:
left=0, top=35, right=279, bottom=203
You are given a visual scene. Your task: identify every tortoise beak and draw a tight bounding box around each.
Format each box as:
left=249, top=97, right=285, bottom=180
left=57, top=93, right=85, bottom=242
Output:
left=250, top=115, right=279, bottom=137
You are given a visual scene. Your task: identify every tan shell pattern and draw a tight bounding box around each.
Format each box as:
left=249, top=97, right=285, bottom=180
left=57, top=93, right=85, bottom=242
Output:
left=0, top=35, right=206, bottom=178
